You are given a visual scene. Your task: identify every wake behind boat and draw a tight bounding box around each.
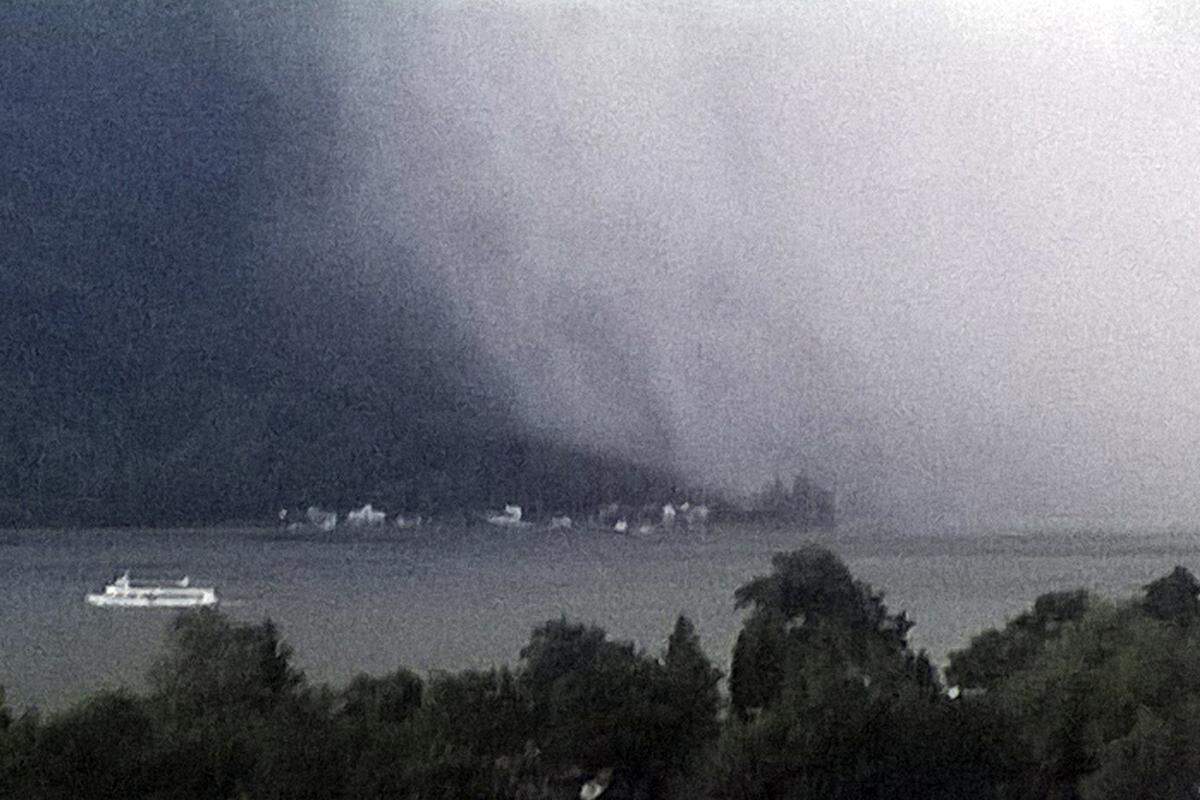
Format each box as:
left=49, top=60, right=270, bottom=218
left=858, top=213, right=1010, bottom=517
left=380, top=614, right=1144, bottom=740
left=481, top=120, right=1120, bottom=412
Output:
left=85, top=571, right=218, bottom=608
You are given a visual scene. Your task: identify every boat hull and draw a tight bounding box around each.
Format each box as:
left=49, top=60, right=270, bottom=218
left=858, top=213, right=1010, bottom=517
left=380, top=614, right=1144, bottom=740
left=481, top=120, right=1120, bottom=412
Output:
left=85, top=592, right=217, bottom=608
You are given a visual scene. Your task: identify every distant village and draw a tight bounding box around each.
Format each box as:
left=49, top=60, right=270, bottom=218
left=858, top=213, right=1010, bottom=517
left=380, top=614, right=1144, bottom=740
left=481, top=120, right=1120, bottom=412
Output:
left=281, top=473, right=835, bottom=535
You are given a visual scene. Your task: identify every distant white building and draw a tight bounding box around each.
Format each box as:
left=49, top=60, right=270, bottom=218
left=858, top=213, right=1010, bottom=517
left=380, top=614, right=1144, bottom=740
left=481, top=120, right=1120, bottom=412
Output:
left=487, top=504, right=528, bottom=527
left=347, top=503, right=386, bottom=526
left=306, top=506, right=338, bottom=531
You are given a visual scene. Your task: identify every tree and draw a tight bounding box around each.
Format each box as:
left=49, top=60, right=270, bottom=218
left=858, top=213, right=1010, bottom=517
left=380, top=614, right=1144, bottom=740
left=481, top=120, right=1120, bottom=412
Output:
left=713, top=548, right=974, bottom=799
left=662, top=615, right=722, bottom=751
left=1142, top=566, right=1200, bottom=625
left=0, top=703, right=36, bottom=799
left=728, top=608, right=787, bottom=716
left=518, top=616, right=719, bottom=795
left=730, top=546, right=927, bottom=716
left=520, top=619, right=655, bottom=773
left=391, top=666, right=543, bottom=800
left=338, top=668, right=423, bottom=728
left=423, top=666, right=531, bottom=760
left=145, top=610, right=309, bottom=799
left=23, top=691, right=162, bottom=800
left=1079, top=703, right=1200, bottom=800
left=149, top=609, right=304, bottom=722
left=988, top=598, right=1200, bottom=799
left=249, top=687, right=346, bottom=800
left=519, top=617, right=611, bottom=698
left=713, top=641, right=999, bottom=800
left=733, top=547, right=870, bottom=625
left=643, top=615, right=724, bottom=798
left=947, top=589, right=1091, bottom=691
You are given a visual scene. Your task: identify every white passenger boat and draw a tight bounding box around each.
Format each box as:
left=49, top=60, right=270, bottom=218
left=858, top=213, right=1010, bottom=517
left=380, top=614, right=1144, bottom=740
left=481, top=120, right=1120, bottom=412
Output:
left=85, top=571, right=218, bottom=608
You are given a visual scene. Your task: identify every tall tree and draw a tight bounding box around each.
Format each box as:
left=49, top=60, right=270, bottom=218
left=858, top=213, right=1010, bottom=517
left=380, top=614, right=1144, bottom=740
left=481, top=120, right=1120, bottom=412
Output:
left=149, top=610, right=304, bottom=722
left=1142, top=566, right=1200, bottom=626
left=730, top=546, right=926, bottom=715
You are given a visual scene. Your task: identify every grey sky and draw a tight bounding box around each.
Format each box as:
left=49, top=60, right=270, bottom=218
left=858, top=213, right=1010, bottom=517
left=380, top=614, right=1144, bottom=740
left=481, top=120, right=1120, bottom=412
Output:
left=268, top=1, right=1200, bottom=527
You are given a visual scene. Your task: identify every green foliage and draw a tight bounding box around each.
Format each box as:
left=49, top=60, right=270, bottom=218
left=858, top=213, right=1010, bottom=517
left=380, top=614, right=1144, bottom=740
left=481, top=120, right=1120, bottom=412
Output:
left=1142, top=565, right=1200, bottom=625
left=730, top=545, right=927, bottom=716
left=332, top=670, right=425, bottom=798
left=1078, top=705, right=1200, bottom=800
left=520, top=618, right=658, bottom=772
left=734, top=546, right=870, bottom=625
left=142, top=610, right=318, bottom=799
left=729, top=608, right=787, bottom=715
left=248, top=689, right=346, bottom=800
left=338, top=668, right=423, bottom=728
left=519, top=617, right=611, bottom=697
left=663, top=615, right=723, bottom=753
left=716, top=546, right=957, bottom=798
left=518, top=615, right=722, bottom=796
left=940, top=569, right=1200, bottom=798
left=989, top=593, right=1200, bottom=799
left=0, top=705, right=36, bottom=799
left=424, top=666, right=532, bottom=760
left=711, top=666, right=1002, bottom=800
left=947, top=588, right=1091, bottom=691
left=149, top=609, right=304, bottom=722
left=22, top=691, right=161, bottom=800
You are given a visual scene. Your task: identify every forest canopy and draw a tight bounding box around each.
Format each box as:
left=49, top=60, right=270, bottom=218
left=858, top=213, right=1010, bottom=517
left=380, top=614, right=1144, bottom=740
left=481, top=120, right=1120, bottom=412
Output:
left=6, top=547, right=1200, bottom=799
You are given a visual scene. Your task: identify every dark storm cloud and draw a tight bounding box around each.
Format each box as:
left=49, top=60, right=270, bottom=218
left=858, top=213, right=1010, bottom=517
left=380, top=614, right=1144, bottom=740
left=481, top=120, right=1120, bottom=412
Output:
left=1, top=2, right=513, bottom=523
left=8, top=1, right=1199, bottom=527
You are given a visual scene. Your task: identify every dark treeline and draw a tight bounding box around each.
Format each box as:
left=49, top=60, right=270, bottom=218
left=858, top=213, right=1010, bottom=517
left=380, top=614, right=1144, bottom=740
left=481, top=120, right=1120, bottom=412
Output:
left=6, top=546, right=1200, bottom=799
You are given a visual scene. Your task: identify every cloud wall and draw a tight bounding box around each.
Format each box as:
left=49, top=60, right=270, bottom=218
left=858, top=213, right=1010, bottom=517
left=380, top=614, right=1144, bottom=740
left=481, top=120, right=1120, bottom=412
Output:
left=260, top=1, right=1200, bottom=527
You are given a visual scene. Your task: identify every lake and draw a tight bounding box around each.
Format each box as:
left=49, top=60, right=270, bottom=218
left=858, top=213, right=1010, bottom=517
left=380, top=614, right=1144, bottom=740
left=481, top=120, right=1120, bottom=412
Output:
left=3, top=522, right=1199, bottom=713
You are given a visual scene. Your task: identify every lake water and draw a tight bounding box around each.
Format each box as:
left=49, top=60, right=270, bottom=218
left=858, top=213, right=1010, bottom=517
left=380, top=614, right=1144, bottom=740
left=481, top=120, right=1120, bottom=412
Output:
left=4, top=522, right=1199, bottom=713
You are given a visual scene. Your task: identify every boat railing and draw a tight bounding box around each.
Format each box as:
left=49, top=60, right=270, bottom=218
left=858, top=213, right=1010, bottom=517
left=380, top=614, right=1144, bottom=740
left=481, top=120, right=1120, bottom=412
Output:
left=113, top=574, right=196, bottom=588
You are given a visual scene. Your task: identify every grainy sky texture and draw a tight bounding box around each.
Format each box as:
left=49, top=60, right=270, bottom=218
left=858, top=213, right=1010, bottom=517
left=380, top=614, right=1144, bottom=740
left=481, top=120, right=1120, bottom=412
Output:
left=304, top=1, right=1200, bottom=526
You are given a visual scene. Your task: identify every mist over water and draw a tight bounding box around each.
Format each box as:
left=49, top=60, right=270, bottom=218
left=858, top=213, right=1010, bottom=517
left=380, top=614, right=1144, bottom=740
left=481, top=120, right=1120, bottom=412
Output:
left=241, top=2, right=1200, bottom=528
